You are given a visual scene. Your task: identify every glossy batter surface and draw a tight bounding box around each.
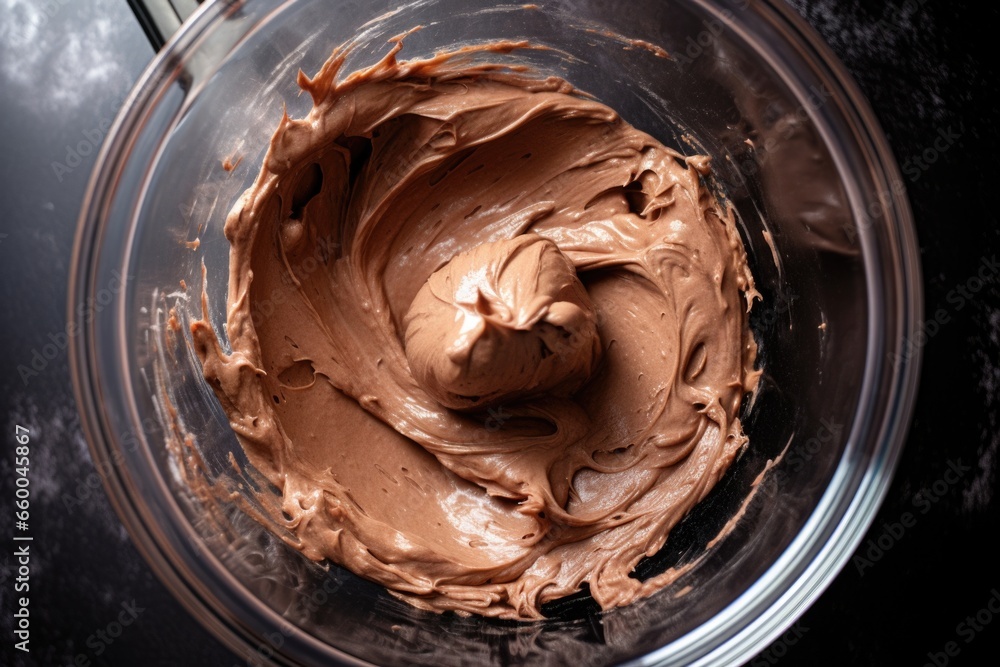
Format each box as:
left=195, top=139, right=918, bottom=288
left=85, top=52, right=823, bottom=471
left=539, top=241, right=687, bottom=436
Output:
left=192, top=37, right=760, bottom=620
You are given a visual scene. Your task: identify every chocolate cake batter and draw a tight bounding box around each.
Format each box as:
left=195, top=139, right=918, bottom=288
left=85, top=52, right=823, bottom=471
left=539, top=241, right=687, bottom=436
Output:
left=192, top=35, right=760, bottom=620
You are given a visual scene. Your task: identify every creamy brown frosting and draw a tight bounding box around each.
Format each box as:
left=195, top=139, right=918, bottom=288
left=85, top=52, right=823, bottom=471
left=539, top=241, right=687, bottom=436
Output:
left=192, top=35, right=760, bottom=620
left=404, top=234, right=601, bottom=410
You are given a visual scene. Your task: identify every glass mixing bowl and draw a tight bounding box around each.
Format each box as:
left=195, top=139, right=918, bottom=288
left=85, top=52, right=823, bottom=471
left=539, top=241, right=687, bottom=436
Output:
left=69, top=0, right=922, bottom=664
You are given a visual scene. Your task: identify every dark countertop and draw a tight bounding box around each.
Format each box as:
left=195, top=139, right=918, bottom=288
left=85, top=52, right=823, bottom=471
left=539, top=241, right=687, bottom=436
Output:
left=1, top=1, right=996, bottom=665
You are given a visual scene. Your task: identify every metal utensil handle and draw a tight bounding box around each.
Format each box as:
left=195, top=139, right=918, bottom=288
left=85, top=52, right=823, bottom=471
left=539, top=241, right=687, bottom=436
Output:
left=128, top=0, right=204, bottom=50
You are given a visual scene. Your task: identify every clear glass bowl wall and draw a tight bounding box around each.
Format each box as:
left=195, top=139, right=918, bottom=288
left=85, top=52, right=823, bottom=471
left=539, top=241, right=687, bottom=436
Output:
left=70, top=0, right=921, bottom=665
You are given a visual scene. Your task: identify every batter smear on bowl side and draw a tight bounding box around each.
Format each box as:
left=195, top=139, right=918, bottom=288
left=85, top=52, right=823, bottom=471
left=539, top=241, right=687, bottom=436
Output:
left=191, top=34, right=760, bottom=620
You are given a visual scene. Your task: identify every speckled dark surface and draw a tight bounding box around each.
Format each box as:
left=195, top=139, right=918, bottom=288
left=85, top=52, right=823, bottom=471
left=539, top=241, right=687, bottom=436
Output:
left=0, top=1, right=996, bottom=665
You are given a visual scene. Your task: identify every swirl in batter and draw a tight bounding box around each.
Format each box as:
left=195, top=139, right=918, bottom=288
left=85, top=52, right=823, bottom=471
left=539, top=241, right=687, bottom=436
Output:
left=192, top=36, right=760, bottom=620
